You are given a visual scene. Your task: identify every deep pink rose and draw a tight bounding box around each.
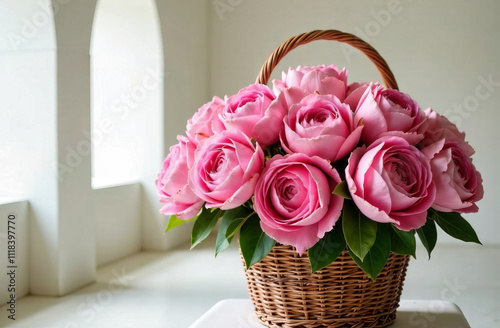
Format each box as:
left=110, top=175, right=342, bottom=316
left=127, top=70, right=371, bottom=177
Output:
left=420, top=108, right=474, bottom=156
left=354, top=83, right=427, bottom=145
left=273, top=65, right=348, bottom=101
left=189, top=130, right=264, bottom=210
left=281, top=93, right=363, bottom=162
left=421, top=139, right=483, bottom=213
left=216, top=84, right=284, bottom=147
left=156, top=136, right=204, bottom=220
left=186, top=96, right=224, bottom=145
left=346, top=137, right=436, bottom=230
left=254, top=153, right=344, bottom=254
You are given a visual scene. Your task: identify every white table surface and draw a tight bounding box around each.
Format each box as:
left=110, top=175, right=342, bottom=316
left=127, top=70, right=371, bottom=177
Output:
left=190, top=299, right=471, bottom=328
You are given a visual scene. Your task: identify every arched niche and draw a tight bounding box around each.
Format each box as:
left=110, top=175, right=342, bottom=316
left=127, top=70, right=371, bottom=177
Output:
left=90, top=0, right=164, bottom=189
left=90, top=0, right=165, bottom=265
left=0, top=0, right=57, bottom=202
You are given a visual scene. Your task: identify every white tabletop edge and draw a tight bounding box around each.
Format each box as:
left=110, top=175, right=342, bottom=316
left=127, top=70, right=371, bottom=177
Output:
left=189, top=299, right=471, bottom=328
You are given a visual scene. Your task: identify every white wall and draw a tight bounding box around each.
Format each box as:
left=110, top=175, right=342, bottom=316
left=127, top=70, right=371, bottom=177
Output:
left=1, top=0, right=496, bottom=301
left=144, top=0, right=211, bottom=250
left=91, top=0, right=163, bottom=189
left=93, top=185, right=141, bottom=266
left=0, top=0, right=211, bottom=296
left=1, top=0, right=62, bottom=296
left=52, top=0, right=98, bottom=296
left=91, top=0, right=164, bottom=265
left=208, top=0, right=500, bottom=245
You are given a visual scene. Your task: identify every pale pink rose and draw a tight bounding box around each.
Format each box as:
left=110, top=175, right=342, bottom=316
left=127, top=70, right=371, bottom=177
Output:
left=420, top=108, right=474, bottom=156
left=421, top=139, right=483, bottom=213
left=189, top=130, right=264, bottom=210
left=281, top=93, right=363, bottom=162
left=354, top=83, right=427, bottom=145
left=242, top=86, right=310, bottom=147
left=186, top=96, right=224, bottom=145
left=272, top=85, right=310, bottom=110
left=254, top=153, right=344, bottom=254
left=215, top=84, right=283, bottom=147
left=344, top=82, right=369, bottom=111
left=156, top=136, right=203, bottom=220
left=273, top=65, right=348, bottom=101
left=346, top=137, right=436, bottom=230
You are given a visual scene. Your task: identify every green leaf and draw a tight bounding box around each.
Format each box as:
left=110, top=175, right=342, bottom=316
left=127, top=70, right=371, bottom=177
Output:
left=342, top=200, right=378, bottom=261
left=165, top=214, right=197, bottom=232
left=308, top=224, right=346, bottom=272
left=430, top=209, right=482, bottom=244
left=417, top=218, right=438, bottom=259
left=225, top=218, right=247, bottom=239
left=191, top=207, right=222, bottom=249
left=215, top=207, right=253, bottom=256
left=332, top=181, right=351, bottom=199
left=227, top=209, right=254, bottom=240
left=240, top=214, right=276, bottom=269
left=348, top=224, right=391, bottom=281
left=390, top=225, right=416, bottom=258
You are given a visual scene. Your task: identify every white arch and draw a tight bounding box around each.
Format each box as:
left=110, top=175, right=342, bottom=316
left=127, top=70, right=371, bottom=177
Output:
left=0, top=0, right=58, bottom=301
left=90, top=0, right=164, bottom=189
left=0, top=0, right=57, bottom=201
left=90, top=0, right=165, bottom=265
left=0, top=0, right=207, bottom=299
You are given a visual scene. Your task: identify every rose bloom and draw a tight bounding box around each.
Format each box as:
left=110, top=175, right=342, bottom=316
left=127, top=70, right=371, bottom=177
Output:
left=281, top=93, right=363, bottom=162
left=189, top=130, right=264, bottom=210
left=186, top=96, right=224, bottom=146
left=254, top=153, right=344, bottom=254
left=420, top=108, right=474, bottom=156
left=344, top=82, right=369, bottom=111
left=346, top=136, right=436, bottom=230
left=354, top=83, right=427, bottom=145
left=216, top=84, right=285, bottom=147
left=156, top=135, right=203, bottom=220
left=273, top=64, right=348, bottom=101
left=421, top=139, right=483, bottom=213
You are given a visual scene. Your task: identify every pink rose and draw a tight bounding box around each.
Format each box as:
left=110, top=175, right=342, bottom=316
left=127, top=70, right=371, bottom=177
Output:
left=346, top=137, right=436, bottom=230
left=189, top=130, right=264, bottom=210
left=421, top=139, right=483, bottom=213
left=281, top=93, right=363, bottom=162
left=354, top=83, right=427, bottom=145
left=272, top=85, right=310, bottom=110
left=273, top=65, right=348, bottom=101
left=186, top=96, right=225, bottom=145
left=156, top=136, right=204, bottom=220
left=254, top=153, right=344, bottom=254
left=344, top=82, right=369, bottom=111
left=216, top=84, right=284, bottom=147
left=420, top=108, right=474, bottom=156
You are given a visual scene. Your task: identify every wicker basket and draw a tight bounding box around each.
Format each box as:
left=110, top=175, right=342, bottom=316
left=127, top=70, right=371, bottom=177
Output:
left=244, top=30, right=410, bottom=328
left=244, top=245, right=409, bottom=328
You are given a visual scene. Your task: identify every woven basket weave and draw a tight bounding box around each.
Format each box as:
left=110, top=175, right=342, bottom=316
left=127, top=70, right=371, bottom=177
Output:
left=244, top=245, right=409, bottom=328
left=243, top=30, right=410, bottom=328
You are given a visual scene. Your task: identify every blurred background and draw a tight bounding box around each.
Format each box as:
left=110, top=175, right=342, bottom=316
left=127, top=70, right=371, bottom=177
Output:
left=0, top=0, right=499, bottom=327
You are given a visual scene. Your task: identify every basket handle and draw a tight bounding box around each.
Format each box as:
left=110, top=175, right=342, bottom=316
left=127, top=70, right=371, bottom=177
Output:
left=255, top=30, right=399, bottom=90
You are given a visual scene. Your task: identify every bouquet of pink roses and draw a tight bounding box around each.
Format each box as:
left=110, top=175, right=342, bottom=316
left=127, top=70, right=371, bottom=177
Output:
left=156, top=64, right=483, bottom=280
